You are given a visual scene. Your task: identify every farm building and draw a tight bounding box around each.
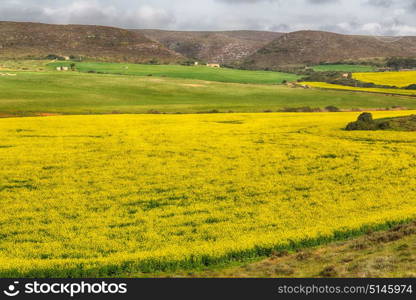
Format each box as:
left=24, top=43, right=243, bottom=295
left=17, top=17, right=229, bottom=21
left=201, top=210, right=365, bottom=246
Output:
left=207, top=63, right=221, bottom=68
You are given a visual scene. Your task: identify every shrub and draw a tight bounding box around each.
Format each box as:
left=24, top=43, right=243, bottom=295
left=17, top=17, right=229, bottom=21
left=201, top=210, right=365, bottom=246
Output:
left=197, top=109, right=220, bottom=114
left=180, top=61, right=196, bottom=66
left=147, top=110, right=162, bottom=114
left=405, top=84, right=416, bottom=90
left=281, top=107, right=321, bottom=113
left=357, top=112, right=373, bottom=123
left=378, top=122, right=391, bottom=130
left=386, top=57, right=416, bottom=70
left=346, top=121, right=376, bottom=131
left=45, top=54, right=65, bottom=60
left=346, top=113, right=376, bottom=131
left=325, top=106, right=340, bottom=112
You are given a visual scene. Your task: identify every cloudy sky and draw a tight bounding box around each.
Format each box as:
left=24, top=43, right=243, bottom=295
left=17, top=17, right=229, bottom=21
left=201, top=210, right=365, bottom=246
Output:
left=1, top=0, right=416, bottom=35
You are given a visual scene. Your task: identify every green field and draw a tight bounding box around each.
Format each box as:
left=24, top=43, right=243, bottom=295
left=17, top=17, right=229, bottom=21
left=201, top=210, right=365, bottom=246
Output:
left=2, top=71, right=416, bottom=117
left=0, top=60, right=51, bottom=71
left=311, top=64, right=376, bottom=72
left=48, top=61, right=301, bottom=84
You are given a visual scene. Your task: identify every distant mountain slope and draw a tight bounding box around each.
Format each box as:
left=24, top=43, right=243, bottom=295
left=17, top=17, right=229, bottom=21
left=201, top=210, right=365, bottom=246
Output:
left=135, top=29, right=283, bottom=64
left=0, top=22, right=184, bottom=63
left=242, top=30, right=416, bottom=70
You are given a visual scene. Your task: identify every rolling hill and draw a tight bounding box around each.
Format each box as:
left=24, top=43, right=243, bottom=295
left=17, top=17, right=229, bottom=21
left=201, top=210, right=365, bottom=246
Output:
left=0, top=21, right=184, bottom=64
left=135, top=29, right=283, bottom=64
left=2, top=22, right=416, bottom=69
left=241, top=30, right=416, bottom=70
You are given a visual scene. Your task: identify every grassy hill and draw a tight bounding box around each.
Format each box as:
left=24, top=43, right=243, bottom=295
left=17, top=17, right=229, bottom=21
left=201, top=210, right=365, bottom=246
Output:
left=2, top=71, right=416, bottom=116
left=242, top=31, right=416, bottom=70
left=135, top=29, right=283, bottom=64
left=0, top=21, right=183, bottom=64
left=3, top=22, right=415, bottom=69
left=48, top=61, right=300, bottom=84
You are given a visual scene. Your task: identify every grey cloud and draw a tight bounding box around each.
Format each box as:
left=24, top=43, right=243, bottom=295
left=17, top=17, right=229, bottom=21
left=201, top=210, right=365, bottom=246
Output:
left=0, top=2, right=52, bottom=23
left=269, top=24, right=291, bottom=32
left=366, top=0, right=393, bottom=7
left=0, top=0, right=415, bottom=35
left=307, top=0, right=337, bottom=4
left=215, top=0, right=279, bottom=3
left=0, top=1, right=176, bottom=29
left=366, top=0, right=416, bottom=10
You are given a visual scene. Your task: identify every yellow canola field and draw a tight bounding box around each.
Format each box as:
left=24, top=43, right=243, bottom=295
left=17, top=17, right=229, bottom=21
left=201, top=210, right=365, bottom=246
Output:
left=1, top=112, right=416, bottom=276
left=305, top=81, right=416, bottom=96
left=353, top=71, right=416, bottom=88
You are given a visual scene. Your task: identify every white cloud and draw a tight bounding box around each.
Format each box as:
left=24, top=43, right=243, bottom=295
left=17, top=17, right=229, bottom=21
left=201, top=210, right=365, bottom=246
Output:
left=0, top=0, right=415, bottom=35
left=133, top=5, right=175, bottom=28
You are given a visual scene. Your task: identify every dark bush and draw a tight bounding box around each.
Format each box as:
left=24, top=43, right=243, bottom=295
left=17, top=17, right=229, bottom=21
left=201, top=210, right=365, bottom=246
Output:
left=147, top=110, right=162, bottom=114
left=357, top=112, right=373, bottom=122
left=346, top=120, right=376, bottom=131
left=45, top=54, right=65, bottom=60
left=325, top=106, right=340, bottom=112
left=281, top=107, right=321, bottom=112
left=180, top=60, right=196, bottom=66
left=378, top=122, right=391, bottom=130
left=197, top=109, right=220, bottom=114
left=346, top=113, right=376, bottom=130
left=386, top=57, right=416, bottom=70
left=405, top=84, right=416, bottom=90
